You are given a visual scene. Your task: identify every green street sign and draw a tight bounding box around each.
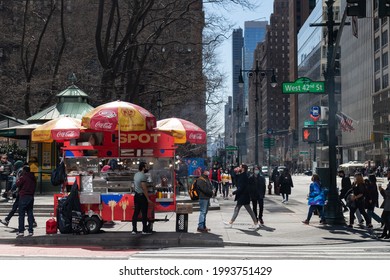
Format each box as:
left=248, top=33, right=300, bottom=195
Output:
left=384, top=135, right=390, bottom=141
left=282, top=77, right=325, bottom=94
left=263, top=138, right=275, bottom=149
left=304, top=120, right=315, bottom=127
left=299, top=151, right=309, bottom=155
left=225, top=145, right=238, bottom=151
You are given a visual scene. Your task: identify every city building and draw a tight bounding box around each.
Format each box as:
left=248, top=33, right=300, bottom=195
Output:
left=247, top=0, right=290, bottom=166
left=288, top=0, right=317, bottom=170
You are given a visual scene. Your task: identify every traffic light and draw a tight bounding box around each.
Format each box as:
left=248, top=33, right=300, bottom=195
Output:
left=379, top=0, right=390, bottom=18
left=346, top=0, right=366, bottom=18
left=302, top=127, right=318, bottom=143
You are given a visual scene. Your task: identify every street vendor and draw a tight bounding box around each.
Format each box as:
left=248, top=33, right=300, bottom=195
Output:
left=132, top=162, right=154, bottom=235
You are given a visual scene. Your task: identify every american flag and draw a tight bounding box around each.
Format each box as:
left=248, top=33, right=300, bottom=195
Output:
left=336, top=112, right=355, bottom=132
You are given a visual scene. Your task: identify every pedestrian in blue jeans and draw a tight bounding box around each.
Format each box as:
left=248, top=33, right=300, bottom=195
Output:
left=15, top=165, right=36, bottom=237
left=196, top=169, right=213, bottom=233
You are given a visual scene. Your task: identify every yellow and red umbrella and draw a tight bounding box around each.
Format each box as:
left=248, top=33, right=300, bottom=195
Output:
left=155, top=118, right=206, bottom=144
left=31, top=116, right=85, bottom=142
left=81, top=100, right=156, bottom=131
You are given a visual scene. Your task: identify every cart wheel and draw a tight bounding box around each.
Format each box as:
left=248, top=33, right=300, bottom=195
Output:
left=84, top=216, right=102, bottom=234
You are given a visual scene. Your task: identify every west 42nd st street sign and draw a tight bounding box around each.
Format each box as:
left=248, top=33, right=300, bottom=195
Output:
left=282, top=77, right=325, bottom=94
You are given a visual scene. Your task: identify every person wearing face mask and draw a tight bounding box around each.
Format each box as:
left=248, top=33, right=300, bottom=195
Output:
left=248, top=166, right=266, bottom=225
left=131, top=162, right=154, bottom=235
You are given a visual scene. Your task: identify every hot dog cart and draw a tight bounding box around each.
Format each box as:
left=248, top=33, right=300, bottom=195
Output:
left=53, top=130, right=181, bottom=233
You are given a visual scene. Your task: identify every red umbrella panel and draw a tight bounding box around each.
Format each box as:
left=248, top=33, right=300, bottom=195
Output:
left=31, top=116, right=85, bottom=142
left=81, top=100, right=156, bottom=132
left=155, top=118, right=206, bottom=144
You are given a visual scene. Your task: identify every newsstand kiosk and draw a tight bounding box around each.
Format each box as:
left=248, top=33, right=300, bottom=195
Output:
left=53, top=129, right=185, bottom=233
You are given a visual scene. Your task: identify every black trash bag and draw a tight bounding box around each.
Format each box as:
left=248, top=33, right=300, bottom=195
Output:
left=57, top=182, right=87, bottom=234
left=51, top=161, right=67, bottom=186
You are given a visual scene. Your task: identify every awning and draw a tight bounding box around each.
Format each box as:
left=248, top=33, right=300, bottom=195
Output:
left=0, top=123, right=40, bottom=139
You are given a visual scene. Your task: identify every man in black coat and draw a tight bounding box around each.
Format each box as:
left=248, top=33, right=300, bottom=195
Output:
left=224, top=164, right=258, bottom=229
left=248, top=166, right=266, bottom=225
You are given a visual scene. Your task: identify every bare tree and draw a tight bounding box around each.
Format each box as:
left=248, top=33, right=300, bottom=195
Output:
left=20, top=0, right=57, bottom=116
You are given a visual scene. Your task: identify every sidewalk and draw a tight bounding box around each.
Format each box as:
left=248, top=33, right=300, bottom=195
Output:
left=0, top=191, right=383, bottom=249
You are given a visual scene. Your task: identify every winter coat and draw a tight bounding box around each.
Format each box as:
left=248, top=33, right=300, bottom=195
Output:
left=16, top=171, right=36, bottom=197
left=308, top=181, right=325, bottom=206
left=233, top=172, right=251, bottom=205
left=196, top=174, right=213, bottom=199
left=380, top=185, right=390, bottom=211
left=248, top=172, right=266, bottom=200
left=364, top=182, right=379, bottom=210
left=279, top=172, right=294, bottom=195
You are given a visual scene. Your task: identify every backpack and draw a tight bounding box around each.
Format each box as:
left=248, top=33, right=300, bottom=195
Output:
left=188, top=176, right=206, bottom=200
left=51, top=160, right=67, bottom=186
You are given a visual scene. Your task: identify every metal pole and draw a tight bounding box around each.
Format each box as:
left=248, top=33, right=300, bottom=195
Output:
left=255, top=61, right=260, bottom=166
left=324, top=0, right=344, bottom=224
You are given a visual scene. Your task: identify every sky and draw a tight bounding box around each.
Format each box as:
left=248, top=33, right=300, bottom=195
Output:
left=206, top=1, right=275, bottom=103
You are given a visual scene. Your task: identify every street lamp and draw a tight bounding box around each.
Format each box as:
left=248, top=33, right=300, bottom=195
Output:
left=238, top=60, right=277, bottom=166
left=156, top=91, right=162, bottom=119
left=229, top=104, right=247, bottom=165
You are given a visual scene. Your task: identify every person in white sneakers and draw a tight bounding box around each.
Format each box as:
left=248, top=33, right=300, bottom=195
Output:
left=224, top=164, right=258, bottom=230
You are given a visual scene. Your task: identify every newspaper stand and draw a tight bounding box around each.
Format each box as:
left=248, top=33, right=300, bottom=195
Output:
left=53, top=130, right=177, bottom=233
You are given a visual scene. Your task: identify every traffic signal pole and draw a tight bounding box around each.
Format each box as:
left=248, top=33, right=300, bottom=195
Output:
left=310, top=0, right=345, bottom=224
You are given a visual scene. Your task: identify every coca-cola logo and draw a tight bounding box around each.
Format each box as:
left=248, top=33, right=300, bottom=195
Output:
left=188, top=133, right=204, bottom=140
left=56, top=131, right=78, bottom=138
left=94, top=121, right=114, bottom=130
left=98, top=110, right=117, bottom=118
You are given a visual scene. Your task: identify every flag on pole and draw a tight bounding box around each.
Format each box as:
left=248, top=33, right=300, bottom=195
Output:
left=336, top=112, right=355, bottom=132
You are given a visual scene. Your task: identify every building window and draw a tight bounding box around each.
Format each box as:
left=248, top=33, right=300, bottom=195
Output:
left=383, top=52, right=389, bottom=68
left=383, top=74, right=389, bottom=89
left=382, top=30, right=388, bottom=47
left=375, top=37, right=380, bottom=52
left=374, top=18, right=380, bottom=31
left=375, top=78, right=381, bottom=92
left=375, top=57, right=381, bottom=72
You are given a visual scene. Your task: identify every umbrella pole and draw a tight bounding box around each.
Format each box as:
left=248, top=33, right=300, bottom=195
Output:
left=118, top=128, right=120, bottom=157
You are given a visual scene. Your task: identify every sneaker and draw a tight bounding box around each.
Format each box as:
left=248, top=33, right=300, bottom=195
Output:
left=367, top=224, right=373, bottom=228
left=141, top=231, right=152, bottom=235
left=16, top=232, right=24, bottom=237
left=197, top=228, right=207, bottom=233
left=302, top=220, right=309, bottom=225
left=347, top=224, right=353, bottom=228
left=131, top=231, right=137, bottom=235
left=284, top=201, right=288, bottom=204
left=27, top=232, right=33, bottom=237
left=319, top=220, right=325, bottom=224
left=204, top=227, right=211, bottom=232
left=0, top=219, right=9, bottom=227
left=249, top=224, right=259, bottom=230
left=223, top=221, right=232, bottom=228
left=282, top=199, right=286, bottom=203
left=259, top=219, right=264, bottom=225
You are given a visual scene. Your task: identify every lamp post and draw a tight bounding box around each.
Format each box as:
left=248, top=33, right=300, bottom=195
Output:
left=156, top=91, right=162, bottom=119
left=229, top=104, right=247, bottom=165
left=238, top=60, right=277, bottom=166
